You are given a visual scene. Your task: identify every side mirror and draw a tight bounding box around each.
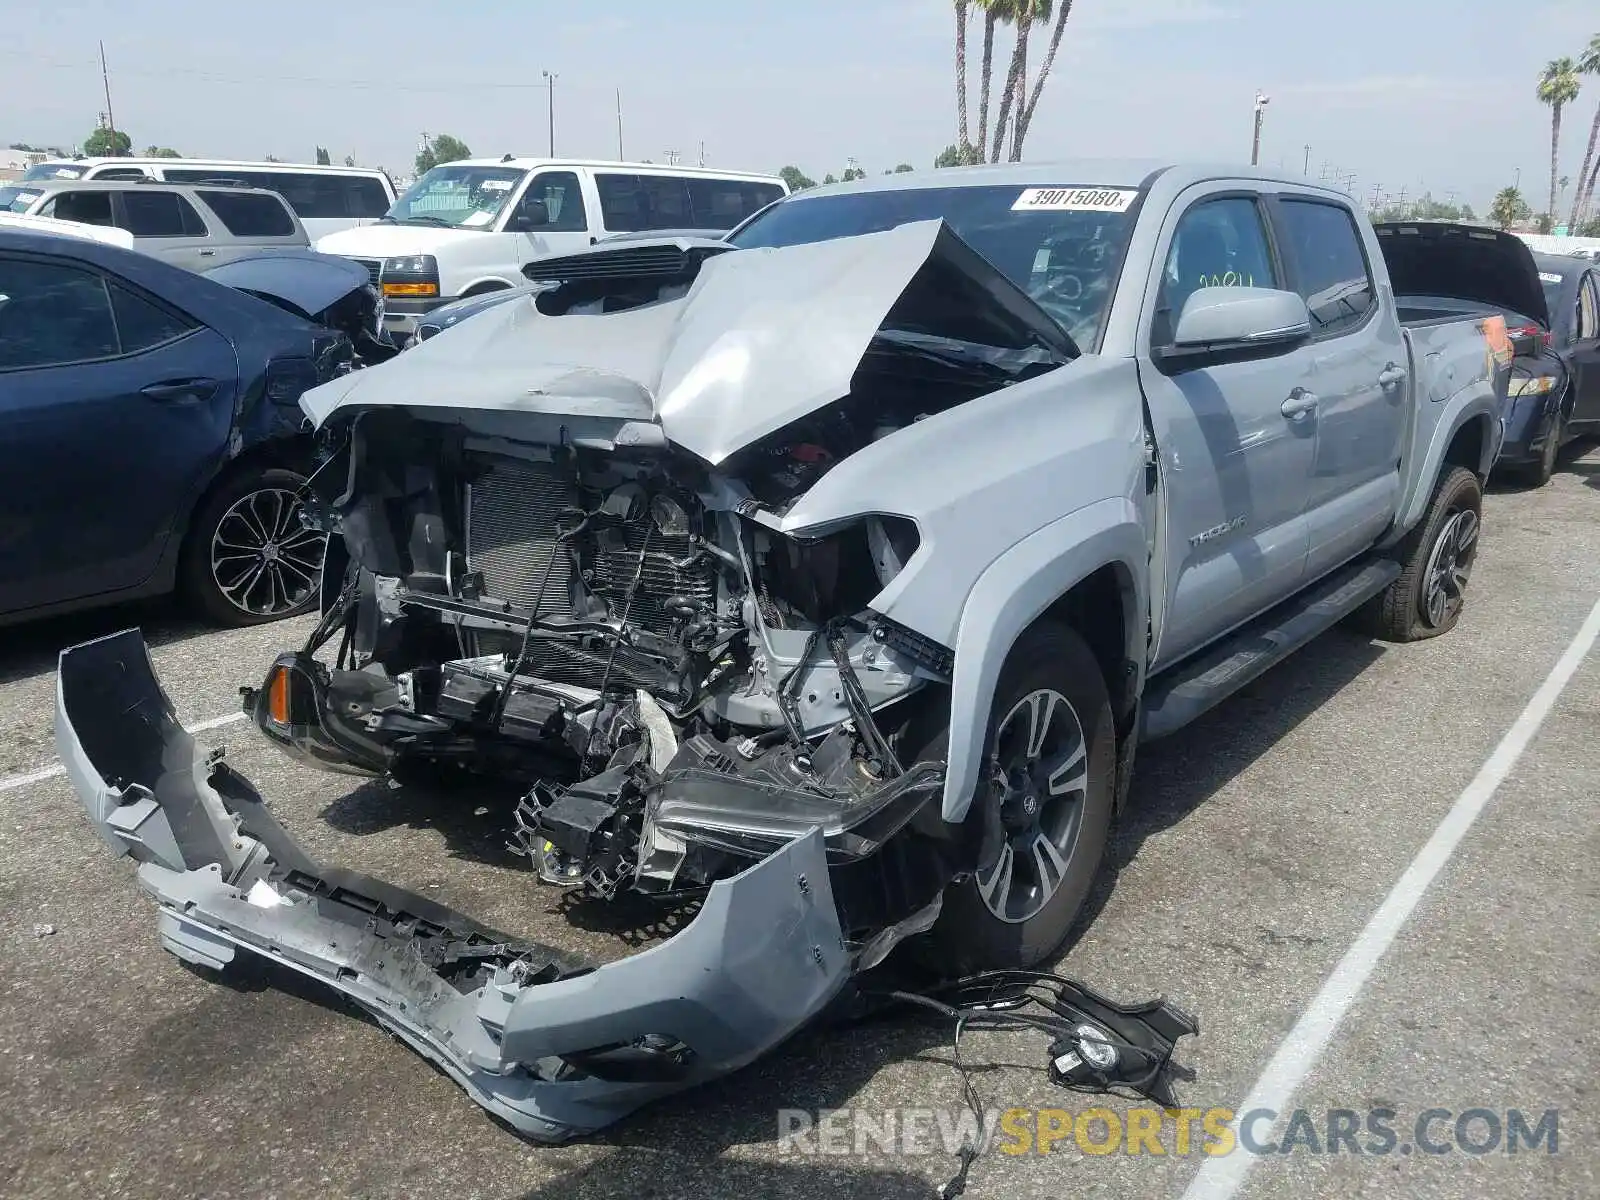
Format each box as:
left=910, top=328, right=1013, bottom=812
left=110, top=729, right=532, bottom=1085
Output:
left=506, top=199, right=550, bottom=233
left=1163, top=286, right=1311, bottom=360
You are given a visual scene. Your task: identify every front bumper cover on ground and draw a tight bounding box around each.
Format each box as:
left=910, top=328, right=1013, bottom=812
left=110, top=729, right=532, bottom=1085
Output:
left=55, top=629, right=850, bottom=1142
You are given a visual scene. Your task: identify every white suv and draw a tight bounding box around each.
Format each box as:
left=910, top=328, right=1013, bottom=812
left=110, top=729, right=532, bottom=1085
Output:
left=314, top=158, right=787, bottom=338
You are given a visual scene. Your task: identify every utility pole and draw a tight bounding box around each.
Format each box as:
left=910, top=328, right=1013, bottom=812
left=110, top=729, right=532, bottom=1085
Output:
left=98, top=40, right=119, bottom=155
left=1250, top=91, right=1270, bottom=166
left=663, top=149, right=680, bottom=166
left=1303, top=144, right=1311, bottom=175
left=615, top=88, right=624, bottom=160
left=541, top=70, right=558, bottom=157
left=698, top=140, right=705, bottom=167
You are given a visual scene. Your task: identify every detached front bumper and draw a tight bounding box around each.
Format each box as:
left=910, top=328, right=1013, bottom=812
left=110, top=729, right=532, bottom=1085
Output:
left=55, top=629, right=849, bottom=1142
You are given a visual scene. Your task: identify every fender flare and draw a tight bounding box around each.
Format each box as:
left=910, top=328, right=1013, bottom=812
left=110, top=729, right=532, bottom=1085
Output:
left=939, top=497, right=1148, bottom=823
left=1393, top=391, right=1500, bottom=536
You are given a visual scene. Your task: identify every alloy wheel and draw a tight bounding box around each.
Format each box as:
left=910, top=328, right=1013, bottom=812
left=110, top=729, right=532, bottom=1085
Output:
left=1420, top=507, right=1479, bottom=630
left=975, top=687, right=1090, bottom=924
left=209, top=487, right=326, bottom=618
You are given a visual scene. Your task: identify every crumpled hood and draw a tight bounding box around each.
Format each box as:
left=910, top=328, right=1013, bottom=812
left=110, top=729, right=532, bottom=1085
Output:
left=300, top=219, right=1072, bottom=465
left=203, top=249, right=370, bottom=318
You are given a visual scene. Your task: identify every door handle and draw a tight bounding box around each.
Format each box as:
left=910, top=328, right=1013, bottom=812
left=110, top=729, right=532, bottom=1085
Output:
left=1377, top=362, right=1408, bottom=389
left=140, top=378, right=218, bottom=403
left=1281, top=388, right=1319, bottom=420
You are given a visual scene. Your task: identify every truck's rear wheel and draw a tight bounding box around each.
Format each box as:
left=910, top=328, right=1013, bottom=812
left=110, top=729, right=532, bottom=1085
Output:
left=1361, top=465, right=1482, bottom=643
left=916, top=623, right=1116, bottom=976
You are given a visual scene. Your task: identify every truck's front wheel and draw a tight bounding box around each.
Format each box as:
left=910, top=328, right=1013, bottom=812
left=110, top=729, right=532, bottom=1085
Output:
left=917, top=623, right=1116, bottom=976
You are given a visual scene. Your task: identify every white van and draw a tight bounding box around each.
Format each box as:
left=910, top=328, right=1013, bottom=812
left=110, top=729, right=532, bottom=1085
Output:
left=313, top=158, right=788, bottom=337
left=17, top=158, right=395, bottom=239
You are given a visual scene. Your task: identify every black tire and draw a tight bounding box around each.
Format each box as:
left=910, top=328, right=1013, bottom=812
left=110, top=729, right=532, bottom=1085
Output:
left=1360, top=465, right=1482, bottom=643
left=180, top=465, right=326, bottom=627
left=916, top=622, right=1116, bottom=976
left=1513, top=410, right=1564, bottom=488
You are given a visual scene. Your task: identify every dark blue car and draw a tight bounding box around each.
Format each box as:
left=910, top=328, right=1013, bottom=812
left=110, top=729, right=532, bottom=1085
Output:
left=0, top=228, right=349, bottom=626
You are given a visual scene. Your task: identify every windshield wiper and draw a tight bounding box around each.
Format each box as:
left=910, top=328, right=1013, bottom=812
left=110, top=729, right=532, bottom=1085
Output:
left=380, top=215, right=452, bottom=228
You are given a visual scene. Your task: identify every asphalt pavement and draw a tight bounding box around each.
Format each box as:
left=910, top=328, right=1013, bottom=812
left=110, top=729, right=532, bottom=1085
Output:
left=2, top=448, right=1597, bottom=1200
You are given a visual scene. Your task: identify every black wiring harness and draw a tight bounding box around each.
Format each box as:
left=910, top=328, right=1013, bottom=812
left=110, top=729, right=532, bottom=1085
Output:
left=865, top=970, right=1198, bottom=1199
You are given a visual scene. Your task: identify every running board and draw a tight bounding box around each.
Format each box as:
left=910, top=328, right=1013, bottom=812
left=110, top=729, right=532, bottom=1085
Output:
left=1140, top=558, right=1400, bottom=741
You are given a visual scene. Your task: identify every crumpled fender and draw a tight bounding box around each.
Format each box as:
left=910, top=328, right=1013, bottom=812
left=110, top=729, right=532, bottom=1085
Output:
left=55, top=629, right=849, bottom=1142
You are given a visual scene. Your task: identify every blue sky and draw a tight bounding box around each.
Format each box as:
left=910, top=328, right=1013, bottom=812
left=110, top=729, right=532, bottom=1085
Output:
left=4, top=0, right=1597, bottom=213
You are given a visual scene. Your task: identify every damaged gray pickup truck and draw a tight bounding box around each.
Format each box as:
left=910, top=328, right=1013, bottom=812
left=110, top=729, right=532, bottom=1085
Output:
left=57, top=162, right=1527, bottom=1141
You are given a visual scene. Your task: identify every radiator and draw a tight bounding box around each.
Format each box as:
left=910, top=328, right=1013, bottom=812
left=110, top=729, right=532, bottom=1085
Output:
left=463, top=457, right=716, bottom=693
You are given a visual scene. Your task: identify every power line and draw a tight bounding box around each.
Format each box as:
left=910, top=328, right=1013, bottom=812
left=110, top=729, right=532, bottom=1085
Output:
left=4, top=47, right=562, bottom=93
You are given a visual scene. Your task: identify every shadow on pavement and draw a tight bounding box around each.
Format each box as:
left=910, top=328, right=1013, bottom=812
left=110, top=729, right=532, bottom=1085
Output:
left=515, top=1156, right=943, bottom=1200
left=1068, top=628, right=1388, bottom=943
left=0, top=595, right=208, bottom=687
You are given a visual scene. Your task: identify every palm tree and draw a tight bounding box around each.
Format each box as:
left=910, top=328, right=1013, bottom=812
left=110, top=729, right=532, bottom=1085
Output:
left=1013, top=0, right=1078, bottom=159
left=954, top=2, right=972, bottom=158
left=1490, top=185, right=1530, bottom=230
left=1537, top=58, right=1581, bottom=229
left=973, top=0, right=1008, bottom=165
left=989, top=0, right=1052, bottom=162
left=1569, top=34, right=1600, bottom=230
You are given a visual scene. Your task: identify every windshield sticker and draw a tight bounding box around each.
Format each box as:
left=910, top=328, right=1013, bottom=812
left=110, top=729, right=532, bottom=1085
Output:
left=1013, top=187, right=1138, bottom=213
left=1539, top=272, right=1564, bottom=283
left=54, top=169, right=78, bottom=179
left=478, top=179, right=514, bottom=191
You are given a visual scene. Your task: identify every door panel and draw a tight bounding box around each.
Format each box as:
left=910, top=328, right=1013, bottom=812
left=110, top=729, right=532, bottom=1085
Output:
left=507, top=170, right=596, bottom=268
left=1271, top=197, right=1407, bottom=579
left=1142, top=192, right=1315, bottom=670
left=0, top=256, right=238, bottom=613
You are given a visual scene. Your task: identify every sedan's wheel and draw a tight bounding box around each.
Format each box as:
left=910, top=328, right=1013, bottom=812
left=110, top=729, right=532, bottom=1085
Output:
left=916, top=622, right=1116, bottom=976
left=182, top=466, right=326, bottom=627
left=975, top=688, right=1090, bottom=924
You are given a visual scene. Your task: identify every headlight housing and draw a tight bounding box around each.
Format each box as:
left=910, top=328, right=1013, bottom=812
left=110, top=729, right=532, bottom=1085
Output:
left=380, top=254, right=439, bottom=298
left=1507, top=374, right=1555, bottom=397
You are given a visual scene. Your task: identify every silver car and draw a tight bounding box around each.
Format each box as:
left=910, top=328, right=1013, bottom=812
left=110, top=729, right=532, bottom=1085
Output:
left=0, top=178, right=308, bottom=269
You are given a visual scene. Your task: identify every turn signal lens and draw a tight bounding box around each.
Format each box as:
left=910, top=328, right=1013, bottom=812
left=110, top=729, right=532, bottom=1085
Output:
left=381, top=281, right=439, bottom=297
left=267, top=667, right=291, bottom=725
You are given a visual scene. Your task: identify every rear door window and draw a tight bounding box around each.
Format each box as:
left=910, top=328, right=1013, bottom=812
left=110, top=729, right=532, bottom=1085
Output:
left=120, top=190, right=206, bottom=237
left=41, top=191, right=114, bottom=226
left=684, top=179, right=784, bottom=229
left=1275, top=199, right=1376, bottom=339
left=595, top=173, right=692, bottom=231
left=0, top=259, right=120, bottom=368
left=197, top=189, right=296, bottom=236
left=108, top=282, right=197, bottom=351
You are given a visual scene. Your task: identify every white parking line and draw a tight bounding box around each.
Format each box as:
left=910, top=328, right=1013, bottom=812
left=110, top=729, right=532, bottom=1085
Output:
left=0, top=710, right=246, bottom=795
left=1181, top=593, right=1600, bottom=1200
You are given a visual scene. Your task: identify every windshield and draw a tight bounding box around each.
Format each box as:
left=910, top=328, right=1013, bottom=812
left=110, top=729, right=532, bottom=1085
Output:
left=0, top=186, right=45, bottom=213
left=383, top=164, right=528, bottom=228
left=728, top=183, right=1141, bottom=348
left=21, top=162, right=85, bottom=182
